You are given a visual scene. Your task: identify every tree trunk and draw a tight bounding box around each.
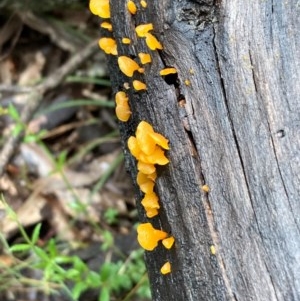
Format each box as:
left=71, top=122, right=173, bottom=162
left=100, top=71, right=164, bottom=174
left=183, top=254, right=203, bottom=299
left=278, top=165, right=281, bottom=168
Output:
left=107, top=0, right=300, bottom=300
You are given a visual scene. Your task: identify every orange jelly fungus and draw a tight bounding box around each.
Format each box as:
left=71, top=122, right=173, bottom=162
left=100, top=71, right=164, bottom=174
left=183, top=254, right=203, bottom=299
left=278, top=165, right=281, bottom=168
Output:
left=133, top=80, right=147, bottom=91
left=147, top=171, right=157, bottom=182
left=137, top=223, right=168, bottom=251
left=100, top=22, right=112, bottom=31
left=149, top=132, right=170, bottom=150
left=145, top=33, right=163, bottom=50
left=146, top=208, right=159, bottom=218
left=202, top=184, right=210, bottom=192
left=127, top=0, right=137, bottom=14
left=89, top=0, right=110, bottom=18
left=162, top=236, right=175, bottom=249
left=160, top=262, right=171, bottom=275
left=137, top=161, right=156, bottom=174
left=127, top=136, right=141, bottom=158
left=184, top=79, right=191, bottom=86
left=115, top=104, right=131, bottom=122
left=141, top=192, right=160, bottom=210
left=141, top=146, right=169, bottom=165
left=98, top=38, right=117, bottom=55
left=140, top=0, right=147, bottom=8
left=138, top=53, right=152, bottom=64
left=136, top=171, right=155, bottom=193
left=135, top=23, right=154, bottom=37
left=115, top=91, right=131, bottom=122
left=160, top=67, right=177, bottom=76
left=129, top=121, right=170, bottom=162
left=118, top=56, right=140, bottom=77
left=122, top=38, right=131, bottom=44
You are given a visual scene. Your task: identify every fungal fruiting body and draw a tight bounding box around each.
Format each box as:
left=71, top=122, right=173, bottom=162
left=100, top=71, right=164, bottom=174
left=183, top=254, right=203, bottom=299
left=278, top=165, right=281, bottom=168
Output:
left=118, top=56, right=141, bottom=77
left=89, top=0, right=110, bottom=18
left=98, top=38, right=117, bottom=55
left=122, top=38, right=131, bottom=44
left=128, top=121, right=169, bottom=217
left=141, top=192, right=160, bottom=212
left=160, top=262, right=171, bottom=275
left=162, top=236, right=175, bottom=249
left=145, top=33, right=163, bottom=50
left=100, top=22, right=112, bottom=31
left=133, top=80, right=147, bottom=91
left=160, top=67, right=177, bottom=76
left=135, top=23, right=154, bottom=37
left=140, top=0, right=147, bottom=8
left=184, top=79, right=191, bottom=86
left=127, top=0, right=137, bottom=14
left=202, top=184, right=210, bottom=192
left=210, top=245, right=216, bottom=255
left=115, top=91, right=131, bottom=122
left=137, top=223, right=167, bottom=251
left=138, top=53, right=151, bottom=64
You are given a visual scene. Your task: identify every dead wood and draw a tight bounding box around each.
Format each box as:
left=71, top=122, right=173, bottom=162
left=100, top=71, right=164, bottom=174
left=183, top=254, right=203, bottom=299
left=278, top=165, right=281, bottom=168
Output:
left=107, top=1, right=300, bottom=300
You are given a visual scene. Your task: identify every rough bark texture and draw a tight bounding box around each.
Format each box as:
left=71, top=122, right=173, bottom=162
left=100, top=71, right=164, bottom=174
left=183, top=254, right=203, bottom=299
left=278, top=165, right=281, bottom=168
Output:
left=107, top=0, right=300, bottom=300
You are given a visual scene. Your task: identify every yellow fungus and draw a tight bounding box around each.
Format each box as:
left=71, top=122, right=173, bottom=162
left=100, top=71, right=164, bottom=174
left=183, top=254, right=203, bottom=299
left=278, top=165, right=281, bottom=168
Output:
left=149, top=132, right=169, bottom=150
left=133, top=80, right=147, bottom=91
left=89, top=0, right=110, bottom=18
left=184, top=79, right=191, bottom=86
left=140, top=0, right=147, bottom=8
left=135, top=23, right=153, bottom=37
left=115, top=91, right=131, bottom=122
left=160, top=262, right=171, bottom=275
left=138, top=67, right=145, bottom=73
left=115, top=91, right=128, bottom=105
left=98, top=37, right=117, bottom=55
left=147, top=171, right=157, bottom=182
left=202, top=184, right=210, bottom=192
left=162, top=236, right=175, bottom=249
left=210, top=245, right=216, bottom=255
left=145, top=208, right=159, bottom=218
left=115, top=104, right=131, bottom=122
left=122, top=38, right=131, bottom=44
left=144, top=146, right=169, bottom=165
left=138, top=53, right=151, bottom=64
left=137, top=161, right=156, bottom=174
left=160, top=67, right=177, bottom=76
left=136, top=121, right=156, bottom=155
left=100, top=22, right=112, bottom=31
left=137, top=171, right=155, bottom=193
left=137, top=223, right=167, bottom=251
left=141, top=192, right=160, bottom=210
left=145, top=33, right=163, bottom=50
left=127, top=136, right=141, bottom=158
left=127, top=0, right=137, bottom=14
left=118, top=56, right=140, bottom=77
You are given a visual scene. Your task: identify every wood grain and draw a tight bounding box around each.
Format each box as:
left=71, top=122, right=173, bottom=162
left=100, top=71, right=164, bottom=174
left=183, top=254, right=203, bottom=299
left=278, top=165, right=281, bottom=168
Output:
left=108, top=0, right=300, bottom=300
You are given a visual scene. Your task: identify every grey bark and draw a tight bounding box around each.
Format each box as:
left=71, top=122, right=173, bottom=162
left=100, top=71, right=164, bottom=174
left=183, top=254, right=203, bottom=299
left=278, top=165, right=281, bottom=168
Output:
left=108, top=0, right=300, bottom=300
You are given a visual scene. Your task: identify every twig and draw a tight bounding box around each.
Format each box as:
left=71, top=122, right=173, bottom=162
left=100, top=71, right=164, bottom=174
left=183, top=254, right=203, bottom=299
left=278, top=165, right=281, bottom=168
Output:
left=0, top=39, right=99, bottom=177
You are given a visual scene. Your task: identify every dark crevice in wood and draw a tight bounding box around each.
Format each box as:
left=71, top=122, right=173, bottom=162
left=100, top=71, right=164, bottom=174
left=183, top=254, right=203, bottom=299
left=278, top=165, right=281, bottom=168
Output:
left=248, top=49, right=258, bottom=94
left=212, top=24, right=253, bottom=209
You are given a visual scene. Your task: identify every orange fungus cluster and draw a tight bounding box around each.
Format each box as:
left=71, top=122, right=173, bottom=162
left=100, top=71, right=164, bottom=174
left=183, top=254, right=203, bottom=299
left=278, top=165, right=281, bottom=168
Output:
left=89, top=0, right=175, bottom=276
left=137, top=223, right=167, bottom=251
left=115, top=91, right=131, bottom=122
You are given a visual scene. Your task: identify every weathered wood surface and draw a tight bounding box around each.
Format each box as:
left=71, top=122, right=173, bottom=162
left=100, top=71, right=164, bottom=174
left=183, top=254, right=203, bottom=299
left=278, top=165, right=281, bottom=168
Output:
left=107, top=0, right=300, bottom=300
